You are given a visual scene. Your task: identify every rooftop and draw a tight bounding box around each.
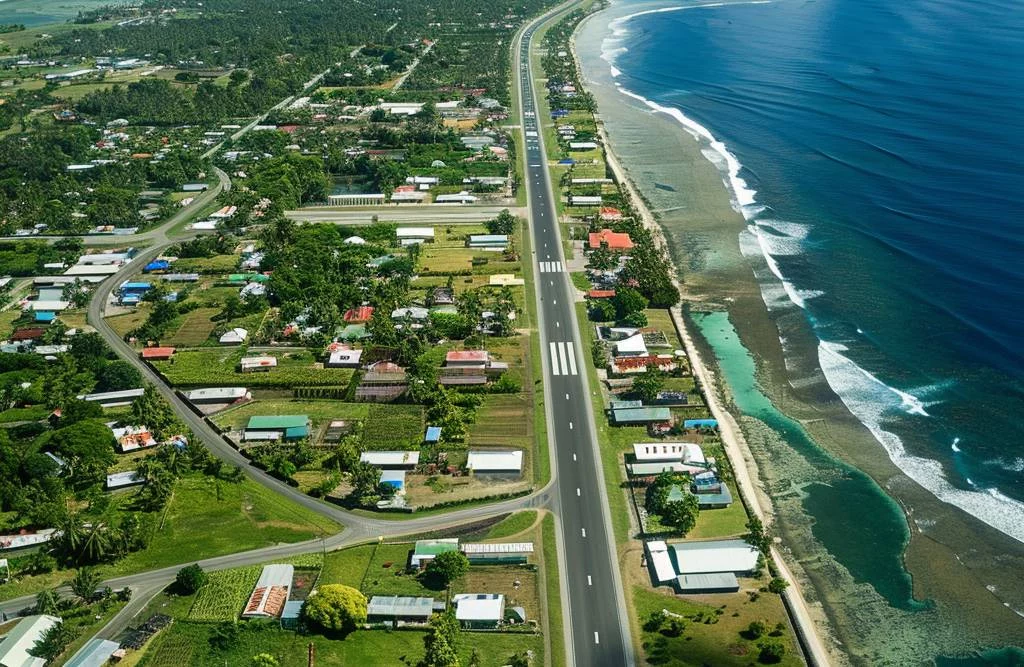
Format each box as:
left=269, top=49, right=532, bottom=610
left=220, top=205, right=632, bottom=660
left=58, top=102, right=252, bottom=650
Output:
left=246, top=415, right=309, bottom=430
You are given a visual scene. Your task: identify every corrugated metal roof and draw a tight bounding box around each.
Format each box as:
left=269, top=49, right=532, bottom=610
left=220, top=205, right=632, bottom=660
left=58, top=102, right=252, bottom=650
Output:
left=246, top=415, right=308, bottom=429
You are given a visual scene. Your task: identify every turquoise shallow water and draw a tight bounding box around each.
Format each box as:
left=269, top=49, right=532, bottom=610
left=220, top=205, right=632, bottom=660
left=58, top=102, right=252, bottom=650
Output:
left=692, top=311, right=920, bottom=610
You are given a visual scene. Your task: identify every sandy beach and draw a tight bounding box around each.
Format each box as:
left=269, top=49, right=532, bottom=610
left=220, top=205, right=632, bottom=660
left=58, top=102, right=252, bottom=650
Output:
left=572, top=1, right=1024, bottom=664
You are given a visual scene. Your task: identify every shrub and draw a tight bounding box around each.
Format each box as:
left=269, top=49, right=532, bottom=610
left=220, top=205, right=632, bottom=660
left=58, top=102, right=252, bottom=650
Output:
left=758, top=639, right=787, bottom=664
left=303, top=584, right=367, bottom=633
left=767, top=577, right=789, bottom=594
left=175, top=563, right=208, bottom=595
left=745, top=619, right=768, bottom=640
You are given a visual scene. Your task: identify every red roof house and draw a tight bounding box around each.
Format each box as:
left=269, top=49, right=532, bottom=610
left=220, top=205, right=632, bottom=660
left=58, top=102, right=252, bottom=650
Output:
left=600, top=207, right=623, bottom=221
left=141, top=346, right=176, bottom=360
left=343, top=306, right=375, bottom=323
left=587, top=289, right=616, bottom=299
left=588, top=228, right=634, bottom=251
left=11, top=328, right=46, bottom=341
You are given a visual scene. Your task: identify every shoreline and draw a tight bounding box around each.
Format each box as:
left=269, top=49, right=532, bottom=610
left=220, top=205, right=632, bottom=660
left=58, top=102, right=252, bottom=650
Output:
left=570, top=11, right=838, bottom=666
left=572, top=0, right=1024, bottom=663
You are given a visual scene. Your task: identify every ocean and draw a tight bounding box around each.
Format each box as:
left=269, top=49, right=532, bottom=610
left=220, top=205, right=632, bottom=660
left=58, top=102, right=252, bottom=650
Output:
left=581, top=0, right=1024, bottom=660
left=601, top=0, right=1024, bottom=562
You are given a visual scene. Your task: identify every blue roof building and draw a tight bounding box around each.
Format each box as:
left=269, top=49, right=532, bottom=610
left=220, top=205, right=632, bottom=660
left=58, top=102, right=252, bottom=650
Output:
left=144, top=259, right=170, bottom=272
left=35, top=311, right=56, bottom=323
left=683, top=419, right=718, bottom=430
left=425, top=426, right=442, bottom=443
left=121, top=281, right=152, bottom=293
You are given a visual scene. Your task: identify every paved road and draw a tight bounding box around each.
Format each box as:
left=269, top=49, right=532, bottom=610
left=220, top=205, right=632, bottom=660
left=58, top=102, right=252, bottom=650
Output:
left=515, top=10, right=634, bottom=667
left=285, top=205, right=524, bottom=224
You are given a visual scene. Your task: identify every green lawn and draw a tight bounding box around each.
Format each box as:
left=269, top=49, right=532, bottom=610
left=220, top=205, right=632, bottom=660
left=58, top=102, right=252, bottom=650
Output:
left=102, top=475, right=339, bottom=577
left=632, top=586, right=802, bottom=667
left=320, top=544, right=377, bottom=587
left=139, top=619, right=543, bottom=667
left=485, top=510, right=538, bottom=539
left=687, top=481, right=750, bottom=539
left=542, top=513, right=566, bottom=667
left=151, top=348, right=354, bottom=388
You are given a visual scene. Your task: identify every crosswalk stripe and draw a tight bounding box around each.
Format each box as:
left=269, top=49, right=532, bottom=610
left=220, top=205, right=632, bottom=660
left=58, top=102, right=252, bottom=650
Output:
left=566, top=341, right=578, bottom=375
left=539, top=260, right=563, bottom=274
left=558, top=342, right=568, bottom=376
left=549, top=342, right=561, bottom=376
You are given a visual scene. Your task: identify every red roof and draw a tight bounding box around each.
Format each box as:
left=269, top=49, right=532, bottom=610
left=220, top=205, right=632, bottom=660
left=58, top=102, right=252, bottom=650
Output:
left=394, top=184, right=416, bottom=193
left=278, top=125, right=300, bottom=134
left=588, top=228, right=634, bottom=250
left=612, top=355, right=676, bottom=371
left=600, top=207, right=623, bottom=220
left=141, top=346, right=176, bottom=359
left=11, top=328, right=45, bottom=341
left=588, top=289, right=616, bottom=299
left=446, top=350, right=489, bottom=363
left=343, top=306, right=375, bottom=323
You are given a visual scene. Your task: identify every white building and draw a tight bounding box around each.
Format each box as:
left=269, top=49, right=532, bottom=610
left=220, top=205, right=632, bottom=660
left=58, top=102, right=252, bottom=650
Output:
left=670, top=539, right=760, bottom=575
left=327, top=193, right=386, bottom=206
left=467, top=450, right=523, bottom=474
left=452, top=594, right=505, bottom=627
left=184, top=387, right=250, bottom=404
left=219, top=327, right=248, bottom=344
left=614, top=334, right=648, bottom=357
left=632, top=442, right=705, bottom=464
left=239, top=356, right=277, bottom=372
left=360, top=451, right=420, bottom=469
left=434, top=191, right=478, bottom=204
left=0, top=614, right=61, bottom=667
left=326, top=347, right=363, bottom=368
left=77, top=388, right=145, bottom=407
left=395, top=227, right=435, bottom=242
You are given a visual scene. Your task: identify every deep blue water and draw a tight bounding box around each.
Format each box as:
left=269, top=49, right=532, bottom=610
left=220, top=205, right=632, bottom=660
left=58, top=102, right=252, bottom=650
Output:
left=606, top=0, right=1024, bottom=542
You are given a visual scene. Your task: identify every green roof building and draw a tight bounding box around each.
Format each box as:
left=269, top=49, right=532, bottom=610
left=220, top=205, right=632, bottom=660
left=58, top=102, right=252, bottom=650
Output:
left=410, top=538, right=460, bottom=569
left=243, top=415, right=310, bottom=442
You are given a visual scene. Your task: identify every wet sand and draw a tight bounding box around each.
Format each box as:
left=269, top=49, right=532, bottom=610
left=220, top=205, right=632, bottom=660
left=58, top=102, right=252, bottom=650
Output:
left=574, top=2, right=1024, bottom=664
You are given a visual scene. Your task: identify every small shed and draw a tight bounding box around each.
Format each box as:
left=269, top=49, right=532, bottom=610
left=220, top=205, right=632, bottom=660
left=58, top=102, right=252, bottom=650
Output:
left=453, top=594, right=505, bottom=629
left=410, top=538, right=460, bottom=570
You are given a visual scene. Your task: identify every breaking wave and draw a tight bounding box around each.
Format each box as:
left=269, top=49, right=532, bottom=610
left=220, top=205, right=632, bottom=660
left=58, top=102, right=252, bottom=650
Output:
left=599, top=1, right=1024, bottom=545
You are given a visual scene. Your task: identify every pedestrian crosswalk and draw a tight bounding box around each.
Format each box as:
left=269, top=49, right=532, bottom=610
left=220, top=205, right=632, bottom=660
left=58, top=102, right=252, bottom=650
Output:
left=539, top=260, right=563, bottom=273
left=549, top=341, right=579, bottom=376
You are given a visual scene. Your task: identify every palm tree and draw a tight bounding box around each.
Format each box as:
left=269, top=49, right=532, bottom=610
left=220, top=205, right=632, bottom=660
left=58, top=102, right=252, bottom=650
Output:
left=34, top=588, right=60, bottom=615
left=70, top=567, right=101, bottom=603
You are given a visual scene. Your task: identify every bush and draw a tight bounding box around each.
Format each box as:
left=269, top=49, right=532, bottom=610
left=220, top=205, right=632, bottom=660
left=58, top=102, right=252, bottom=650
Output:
left=643, top=610, right=665, bottom=632
left=175, top=564, right=208, bottom=595
left=758, top=639, right=787, bottom=664
left=303, top=584, right=367, bottom=633
left=745, top=619, right=768, bottom=640
left=767, top=577, right=789, bottom=595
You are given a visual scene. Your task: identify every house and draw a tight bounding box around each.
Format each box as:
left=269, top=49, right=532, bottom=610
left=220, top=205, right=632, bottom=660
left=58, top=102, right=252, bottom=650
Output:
left=466, top=234, right=509, bottom=248
left=460, top=542, right=533, bottom=565
left=110, top=425, right=157, bottom=453
left=184, top=387, right=250, bottom=404
left=219, top=327, right=249, bottom=345
left=326, top=346, right=363, bottom=369
left=380, top=469, right=406, bottom=492
left=65, top=638, right=120, bottom=667
left=392, top=190, right=428, bottom=203
left=632, top=442, right=705, bottom=464
left=588, top=289, right=616, bottom=299
left=162, top=273, right=201, bottom=282
left=405, top=176, right=440, bottom=186
left=670, top=539, right=760, bottom=576
left=569, top=141, right=599, bottom=150
left=467, top=449, right=523, bottom=475
left=609, top=355, right=678, bottom=375
left=240, top=282, right=266, bottom=298
left=441, top=351, right=508, bottom=386
left=339, top=324, right=370, bottom=341
left=434, top=192, right=478, bottom=204
left=77, top=388, right=145, bottom=408
left=141, top=346, right=175, bottom=361
left=182, top=183, right=209, bottom=192
left=452, top=594, right=505, bottom=629
left=0, top=528, right=58, bottom=553
left=244, top=416, right=309, bottom=441
left=0, top=614, right=61, bottom=667
left=106, top=470, right=145, bottom=490
left=391, top=307, right=429, bottom=328
left=34, top=311, right=56, bottom=324
left=28, top=300, right=70, bottom=312
left=410, top=538, right=460, bottom=570
left=429, top=287, right=455, bottom=305
left=10, top=328, right=46, bottom=342
left=144, top=259, right=171, bottom=272
left=610, top=403, right=672, bottom=425
left=395, top=227, right=435, bottom=243
left=367, top=596, right=435, bottom=624
left=239, top=356, right=277, bottom=372
left=242, top=564, right=293, bottom=618
left=645, top=540, right=679, bottom=585
left=343, top=306, right=375, bottom=324
left=568, top=195, right=601, bottom=207
left=356, top=361, right=409, bottom=402
left=360, top=451, right=420, bottom=470
left=588, top=228, right=634, bottom=251
left=614, top=334, right=648, bottom=358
